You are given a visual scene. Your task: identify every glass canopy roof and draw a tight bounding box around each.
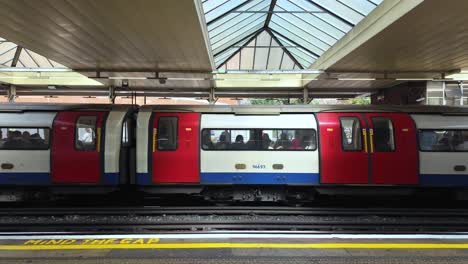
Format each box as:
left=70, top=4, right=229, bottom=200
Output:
left=0, top=37, right=65, bottom=68
left=202, top=0, right=382, bottom=70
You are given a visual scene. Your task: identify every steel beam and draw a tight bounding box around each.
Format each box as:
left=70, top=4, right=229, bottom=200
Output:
left=11, top=47, right=23, bottom=67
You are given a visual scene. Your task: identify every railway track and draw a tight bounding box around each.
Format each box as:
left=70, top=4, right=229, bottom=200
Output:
left=1, top=206, right=468, bottom=233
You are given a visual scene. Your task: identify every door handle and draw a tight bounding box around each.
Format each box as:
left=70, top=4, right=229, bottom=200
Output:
left=454, top=165, right=466, bottom=172
left=369, top=128, right=374, bottom=153
left=96, top=127, right=101, bottom=152
left=362, top=129, right=368, bottom=153
left=1, top=163, right=14, bottom=170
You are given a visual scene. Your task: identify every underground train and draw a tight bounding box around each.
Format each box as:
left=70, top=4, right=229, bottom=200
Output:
left=0, top=103, right=468, bottom=202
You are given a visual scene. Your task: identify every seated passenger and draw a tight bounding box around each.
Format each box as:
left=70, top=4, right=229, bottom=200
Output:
left=202, top=132, right=215, bottom=150
left=215, top=132, right=229, bottom=150
left=301, top=135, right=316, bottom=150
left=231, top=135, right=247, bottom=150
left=290, top=131, right=302, bottom=149
left=30, top=133, right=45, bottom=146
left=274, top=133, right=291, bottom=150
left=21, top=131, right=32, bottom=147
left=3, top=131, right=23, bottom=149
left=261, top=133, right=273, bottom=149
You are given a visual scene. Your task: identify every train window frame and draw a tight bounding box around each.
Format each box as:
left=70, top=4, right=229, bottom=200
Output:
left=156, top=116, right=178, bottom=151
left=75, top=115, right=98, bottom=151
left=200, top=128, right=317, bottom=151
left=370, top=117, right=396, bottom=152
left=0, top=127, right=51, bottom=150
left=339, top=117, right=363, bottom=152
left=418, top=129, right=468, bottom=152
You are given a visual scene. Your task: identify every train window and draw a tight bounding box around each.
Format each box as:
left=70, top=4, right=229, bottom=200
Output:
left=75, top=116, right=97, bottom=151
left=262, top=129, right=317, bottom=150
left=340, top=117, right=362, bottom=151
left=121, top=117, right=132, bottom=147
left=419, top=130, right=468, bottom=152
left=157, top=117, right=177, bottom=151
left=0, top=127, right=50, bottom=150
left=201, top=129, right=316, bottom=151
left=371, top=117, right=395, bottom=152
left=202, top=129, right=256, bottom=150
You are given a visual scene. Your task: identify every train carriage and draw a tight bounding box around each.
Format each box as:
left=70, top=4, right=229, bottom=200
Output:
left=136, top=105, right=468, bottom=201
left=0, top=104, right=134, bottom=201
left=2, top=103, right=468, bottom=203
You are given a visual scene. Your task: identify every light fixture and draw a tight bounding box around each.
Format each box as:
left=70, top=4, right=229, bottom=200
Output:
left=109, top=77, right=147, bottom=80
left=337, top=78, right=376, bottom=81
left=395, top=78, right=433, bottom=81
left=47, top=85, right=56, bottom=90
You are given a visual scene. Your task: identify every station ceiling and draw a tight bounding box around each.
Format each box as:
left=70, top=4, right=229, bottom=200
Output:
left=0, top=0, right=467, bottom=99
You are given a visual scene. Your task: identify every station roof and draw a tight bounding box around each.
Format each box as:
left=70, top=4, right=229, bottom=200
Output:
left=0, top=0, right=467, bottom=99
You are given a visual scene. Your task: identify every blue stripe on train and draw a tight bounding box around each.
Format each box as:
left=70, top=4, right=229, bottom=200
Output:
left=0, top=173, right=50, bottom=185
left=201, top=172, right=320, bottom=185
left=420, top=174, right=468, bottom=186
left=103, top=173, right=120, bottom=185
left=136, top=173, right=152, bottom=185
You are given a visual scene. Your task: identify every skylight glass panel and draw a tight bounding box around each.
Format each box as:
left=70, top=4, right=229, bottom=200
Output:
left=274, top=3, right=337, bottom=46
left=203, top=0, right=230, bottom=14
left=270, top=21, right=324, bottom=56
left=309, top=0, right=365, bottom=25
left=337, top=0, right=378, bottom=16
left=204, top=0, right=247, bottom=23
left=270, top=14, right=330, bottom=51
left=203, top=0, right=382, bottom=69
left=207, top=0, right=269, bottom=29
left=211, top=21, right=263, bottom=55
left=266, top=47, right=283, bottom=70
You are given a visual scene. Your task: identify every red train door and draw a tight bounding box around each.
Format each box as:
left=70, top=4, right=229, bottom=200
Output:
left=51, top=112, right=106, bottom=183
left=317, top=113, right=369, bottom=184
left=151, top=112, right=200, bottom=183
left=363, top=113, right=418, bottom=184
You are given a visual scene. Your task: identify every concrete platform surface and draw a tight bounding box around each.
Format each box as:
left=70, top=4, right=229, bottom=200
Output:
left=0, top=233, right=468, bottom=263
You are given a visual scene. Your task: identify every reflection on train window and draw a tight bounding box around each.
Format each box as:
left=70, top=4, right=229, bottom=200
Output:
left=371, top=117, right=395, bottom=152
left=75, top=116, right=97, bottom=151
left=0, top=127, right=50, bottom=150
left=157, top=117, right=178, bottom=151
left=340, top=117, right=362, bottom=151
left=419, top=130, right=468, bottom=152
left=201, top=129, right=316, bottom=151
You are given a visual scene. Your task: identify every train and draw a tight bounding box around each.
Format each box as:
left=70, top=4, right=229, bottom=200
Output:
left=0, top=103, right=468, bottom=202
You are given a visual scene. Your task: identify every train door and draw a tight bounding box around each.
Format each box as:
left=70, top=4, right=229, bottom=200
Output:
left=317, top=113, right=369, bottom=184
left=151, top=113, right=199, bottom=183
left=51, top=112, right=106, bottom=183
left=363, top=113, right=418, bottom=184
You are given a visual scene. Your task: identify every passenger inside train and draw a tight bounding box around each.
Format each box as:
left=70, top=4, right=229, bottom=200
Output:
left=0, top=128, right=49, bottom=149
left=202, top=129, right=316, bottom=151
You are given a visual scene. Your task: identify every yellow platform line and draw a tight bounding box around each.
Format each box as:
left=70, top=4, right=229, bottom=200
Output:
left=2, top=243, right=468, bottom=250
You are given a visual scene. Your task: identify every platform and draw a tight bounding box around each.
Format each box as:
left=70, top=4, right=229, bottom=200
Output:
left=1, top=233, right=468, bottom=263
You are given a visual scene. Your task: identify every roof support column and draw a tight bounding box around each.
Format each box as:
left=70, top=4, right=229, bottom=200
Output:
left=442, top=81, right=446, bottom=105
left=109, top=86, right=116, bottom=104
left=7, top=85, right=16, bottom=103
left=208, top=87, right=217, bottom=105
left=303, top=87, right=309, bottom=104
left=460, top=81, right=464, bottom=106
